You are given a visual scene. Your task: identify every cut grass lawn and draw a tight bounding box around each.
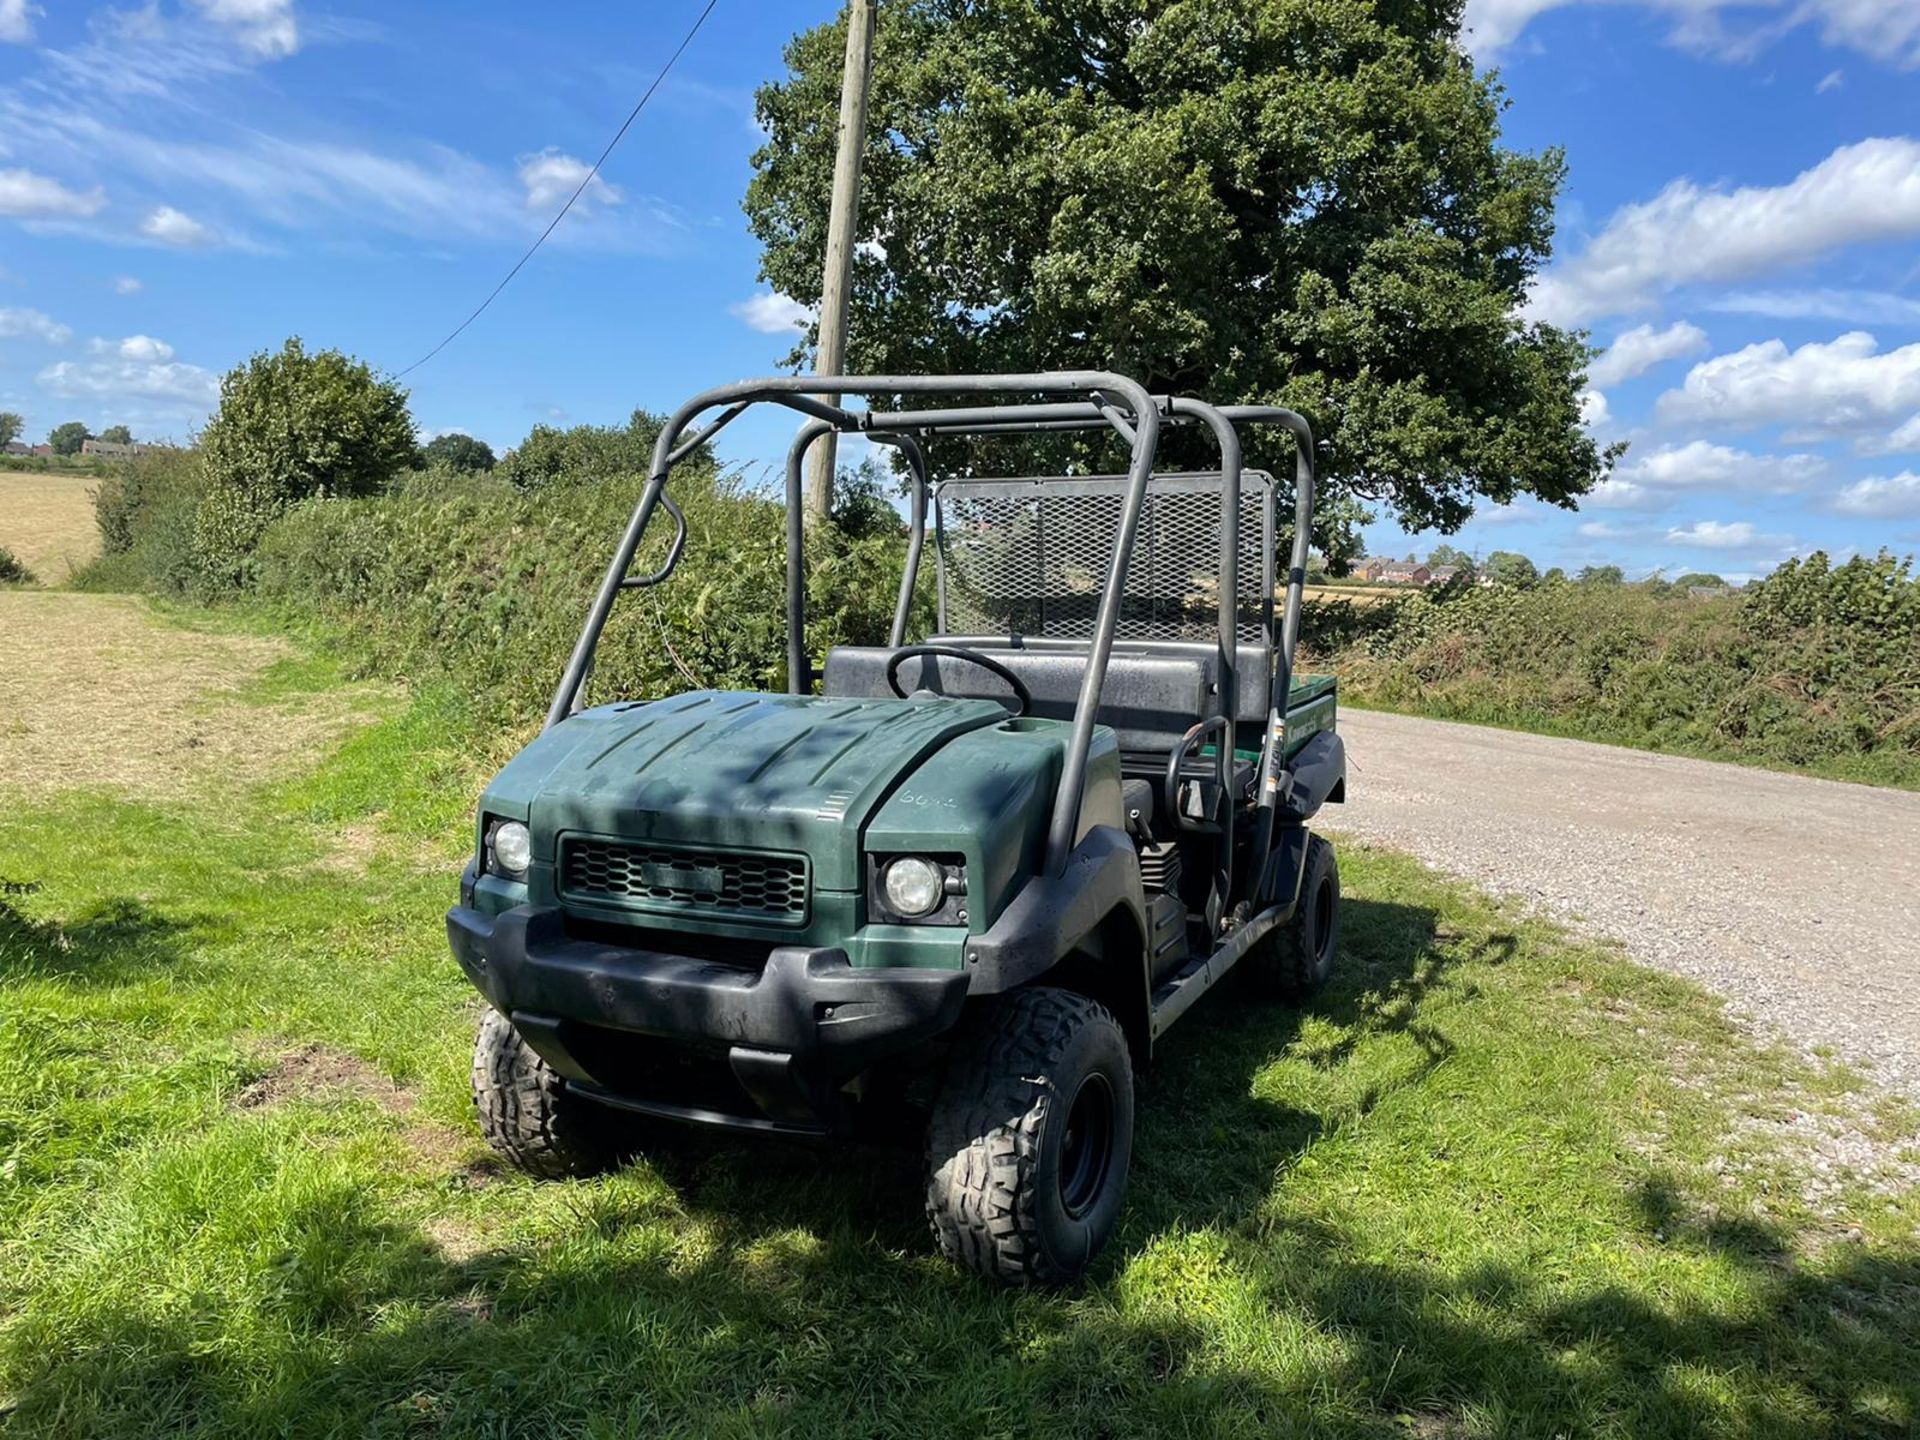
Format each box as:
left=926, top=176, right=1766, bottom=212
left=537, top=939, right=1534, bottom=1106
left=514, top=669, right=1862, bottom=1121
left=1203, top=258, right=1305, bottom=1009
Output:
left=0, top=610, right=1916, bottom=1438
left=0, top=474, right=101, bottom=585
left=0, top=591, right=393, bottom=804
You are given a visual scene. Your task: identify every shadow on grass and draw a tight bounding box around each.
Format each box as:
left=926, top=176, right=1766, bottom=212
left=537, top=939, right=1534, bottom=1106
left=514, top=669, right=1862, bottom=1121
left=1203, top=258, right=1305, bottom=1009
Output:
left=0, top=894, right=198, bottom=985
left=4, top=896, right=1916, bottom=1437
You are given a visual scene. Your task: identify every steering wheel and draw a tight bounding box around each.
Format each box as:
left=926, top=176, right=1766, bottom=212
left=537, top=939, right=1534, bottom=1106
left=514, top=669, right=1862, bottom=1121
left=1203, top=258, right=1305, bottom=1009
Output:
left=885, top=645, right=1032, bottom=717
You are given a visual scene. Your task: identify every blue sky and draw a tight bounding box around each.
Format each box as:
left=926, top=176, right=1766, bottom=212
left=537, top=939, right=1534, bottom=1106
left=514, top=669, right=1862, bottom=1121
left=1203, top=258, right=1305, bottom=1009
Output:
left=2, top=0, right=1919, bottom=582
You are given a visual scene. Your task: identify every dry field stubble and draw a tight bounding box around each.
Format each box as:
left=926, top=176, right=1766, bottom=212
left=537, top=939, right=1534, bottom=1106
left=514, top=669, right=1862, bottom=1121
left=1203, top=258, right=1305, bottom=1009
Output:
left=0, top=473, right=102, bottom=583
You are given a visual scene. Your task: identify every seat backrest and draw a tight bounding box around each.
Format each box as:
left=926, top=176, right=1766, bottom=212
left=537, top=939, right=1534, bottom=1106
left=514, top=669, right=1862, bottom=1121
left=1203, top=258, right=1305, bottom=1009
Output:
left=822, top=639, right=1268, bottom=754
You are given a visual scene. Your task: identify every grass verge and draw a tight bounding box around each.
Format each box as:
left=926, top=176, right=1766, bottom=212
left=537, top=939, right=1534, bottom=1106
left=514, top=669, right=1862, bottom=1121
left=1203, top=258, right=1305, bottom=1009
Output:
left=0, top=621, right=1916, bottom=1438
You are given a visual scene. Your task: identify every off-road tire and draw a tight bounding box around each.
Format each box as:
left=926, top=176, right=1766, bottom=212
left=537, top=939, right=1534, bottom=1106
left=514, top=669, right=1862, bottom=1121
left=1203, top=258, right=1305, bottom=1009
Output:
left=1246, top=833, right=1340, bottom=1001
left=471, top=1009, right=620, bottom=1179
left=925, top=987, right=1134, bottom=1287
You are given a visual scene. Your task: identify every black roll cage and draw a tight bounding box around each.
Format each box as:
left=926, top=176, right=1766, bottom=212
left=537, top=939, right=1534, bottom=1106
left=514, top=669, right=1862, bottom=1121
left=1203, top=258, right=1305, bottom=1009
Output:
left=546, top=373, right=1317, bottom=881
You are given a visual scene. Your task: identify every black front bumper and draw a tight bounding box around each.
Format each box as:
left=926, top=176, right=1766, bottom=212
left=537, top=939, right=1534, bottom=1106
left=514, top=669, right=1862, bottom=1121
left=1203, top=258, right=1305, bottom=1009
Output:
left=447, top=905, right=970, bottom=1135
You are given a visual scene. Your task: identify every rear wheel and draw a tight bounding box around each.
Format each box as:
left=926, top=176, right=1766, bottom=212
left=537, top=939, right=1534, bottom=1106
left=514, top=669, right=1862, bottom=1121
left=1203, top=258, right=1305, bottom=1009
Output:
left=925, top=987, right=1134, bottom=1286
left=471, top=1009, right=622, bottom=1179
left=1246, top=833, right=1340, bottom=1001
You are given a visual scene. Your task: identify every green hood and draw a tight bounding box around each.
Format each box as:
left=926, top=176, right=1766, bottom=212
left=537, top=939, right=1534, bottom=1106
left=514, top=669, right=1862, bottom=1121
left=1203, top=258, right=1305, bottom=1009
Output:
left=486, top=691, right=1010, bottom=891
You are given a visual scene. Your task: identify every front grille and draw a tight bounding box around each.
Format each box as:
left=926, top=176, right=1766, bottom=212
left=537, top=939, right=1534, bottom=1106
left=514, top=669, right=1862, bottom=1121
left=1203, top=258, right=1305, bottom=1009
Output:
left=560, top=839, right=809, bottom=925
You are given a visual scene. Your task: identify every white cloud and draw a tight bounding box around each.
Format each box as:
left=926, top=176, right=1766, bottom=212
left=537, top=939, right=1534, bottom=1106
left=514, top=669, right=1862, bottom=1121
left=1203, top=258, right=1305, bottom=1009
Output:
left=184, top=0, right=299, bottom=59
left=1578, top=388, right=1611, bottom=429
left=1704, top=288, right=1920, bottom=325
left=516, top=149, right=621, bottom=213
left=0, top=167, right=107, bottom=219
left=1529, top=138, right=1920, bottom=326
left=37, top=356, right=218, bottom=404
left=1818, top=68, right=1846, bottom=92
left=1863, top=413, right=1920, bottom=455
left=0, top=26, right=690, bottom=254
left=1665, top=519, right=1797, bottom=551
left=1465, top=0, right=1920, bottom=65
left=114, top=276, right=144, bottom=295
left=1578, top=519, right=1634, bottom=539
left=1832, top=471, right=1920, bottom=517
left=0, top=306, right=72, bottom=344
left=1588, top=321, right=1708, bottom=386
left=139, top=205, right=218, bottom=247
left=90, top=334, right=175, bottom=362
left=1656, top=331, right=1920, bottom=438
left=1614, top=439, right=1827, bottom=493
left=0, top=0, right=41, bottom=45
left=1583, top=478, right=1667, bottom=511
left=730, top=292, right=812, bottom=335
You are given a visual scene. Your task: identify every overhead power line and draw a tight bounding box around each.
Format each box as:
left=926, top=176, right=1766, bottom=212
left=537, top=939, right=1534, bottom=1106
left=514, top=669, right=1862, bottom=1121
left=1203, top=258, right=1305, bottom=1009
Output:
left=396, top=0, right=722, bottom=379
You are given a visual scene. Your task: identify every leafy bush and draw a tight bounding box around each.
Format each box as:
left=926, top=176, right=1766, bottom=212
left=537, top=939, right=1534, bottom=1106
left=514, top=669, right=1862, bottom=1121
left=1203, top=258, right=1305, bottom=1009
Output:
left=82, top=446, right=210, bottom=593
left=1305, top=552, right=1920, bottom=787
left=0, top=546, right=34, bottom=585
left=193, top=339, right=419, bottom=591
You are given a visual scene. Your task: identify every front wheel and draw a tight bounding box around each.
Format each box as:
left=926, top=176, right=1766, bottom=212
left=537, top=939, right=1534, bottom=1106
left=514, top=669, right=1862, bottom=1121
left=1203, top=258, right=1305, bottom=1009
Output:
left=925, top=987, right=1134, bottom=1287
left=471, top=1009, right=623, bottom=1179
left=1245, top=833, right=1340, bottom=1001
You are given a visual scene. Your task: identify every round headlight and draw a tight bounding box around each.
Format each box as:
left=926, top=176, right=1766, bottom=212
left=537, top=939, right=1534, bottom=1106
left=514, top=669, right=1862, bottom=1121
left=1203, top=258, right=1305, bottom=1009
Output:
left=491, top=820, right=533, bottom=876
left=883, top=856, right=945, bottom=917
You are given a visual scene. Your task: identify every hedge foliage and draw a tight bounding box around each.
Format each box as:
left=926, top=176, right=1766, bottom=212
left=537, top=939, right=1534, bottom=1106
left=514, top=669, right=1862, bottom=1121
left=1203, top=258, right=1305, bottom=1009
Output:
left=1307, top=552, right=1920, bottom=787
left=250, top=464, right=920, bottom=724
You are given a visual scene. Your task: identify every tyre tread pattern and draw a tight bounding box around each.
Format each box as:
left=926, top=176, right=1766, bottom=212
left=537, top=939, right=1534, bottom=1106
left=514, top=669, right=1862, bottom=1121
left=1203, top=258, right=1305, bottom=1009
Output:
left=471, top=1009, right=613, bottom=1179
left=925, top=987, right=1125, bottom=1287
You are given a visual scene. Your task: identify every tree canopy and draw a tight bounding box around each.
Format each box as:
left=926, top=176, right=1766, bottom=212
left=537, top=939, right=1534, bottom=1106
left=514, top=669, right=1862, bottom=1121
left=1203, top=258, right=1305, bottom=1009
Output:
left=423, top=431, right=497, bottom=473
left=746, top=0, right=1611, bottom=560
left=495, top=411, right=717, bottom=490
left=49, top=421, right=91, bottom=456
left=0, top=412, right=23, bottom=448
left=1482, top=550, right=1539, bottom=588
left=1577, top=564, right=1623, bottom=585
left=98, top=424, right=134, bottom=446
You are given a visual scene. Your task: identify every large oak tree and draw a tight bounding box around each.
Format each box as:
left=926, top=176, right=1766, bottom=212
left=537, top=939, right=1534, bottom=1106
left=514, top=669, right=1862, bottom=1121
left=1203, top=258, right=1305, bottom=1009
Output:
left=745, top=0, right=1610, bottom=561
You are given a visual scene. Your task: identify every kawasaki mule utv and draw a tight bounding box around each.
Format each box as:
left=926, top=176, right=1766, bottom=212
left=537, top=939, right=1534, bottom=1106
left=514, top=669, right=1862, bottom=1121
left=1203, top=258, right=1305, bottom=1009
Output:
left=448, top=373, right=1346, bottom=1285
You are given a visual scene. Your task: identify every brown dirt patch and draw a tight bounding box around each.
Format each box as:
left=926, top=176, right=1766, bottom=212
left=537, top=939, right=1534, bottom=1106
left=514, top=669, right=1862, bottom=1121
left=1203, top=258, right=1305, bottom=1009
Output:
left=0, top=591, right=390, bottom=802
left=236, top=1042, right=416, bottom=1113
left=0, top=473, right=101, bottom=583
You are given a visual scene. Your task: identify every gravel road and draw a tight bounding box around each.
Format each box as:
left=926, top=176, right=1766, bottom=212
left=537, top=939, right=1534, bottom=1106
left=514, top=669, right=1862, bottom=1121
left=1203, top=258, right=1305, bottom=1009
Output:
left=1333, top=709, right=1920, bottom=1100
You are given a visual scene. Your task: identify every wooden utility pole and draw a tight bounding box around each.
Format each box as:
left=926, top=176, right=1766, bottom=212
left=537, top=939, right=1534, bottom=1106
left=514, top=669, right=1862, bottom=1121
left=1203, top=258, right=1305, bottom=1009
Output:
left=806, top=0, right=876, bottom=524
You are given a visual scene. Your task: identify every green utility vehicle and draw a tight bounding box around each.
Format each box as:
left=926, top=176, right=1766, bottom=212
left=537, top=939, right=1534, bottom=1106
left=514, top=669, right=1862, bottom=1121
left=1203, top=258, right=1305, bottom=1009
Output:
left=448, top=373, right=1346, bottom=1285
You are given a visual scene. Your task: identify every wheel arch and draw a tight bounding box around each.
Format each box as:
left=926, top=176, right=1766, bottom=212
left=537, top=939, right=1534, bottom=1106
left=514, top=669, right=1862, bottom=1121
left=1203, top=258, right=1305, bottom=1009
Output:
left=1039, top=904, right=1152, bottom=1065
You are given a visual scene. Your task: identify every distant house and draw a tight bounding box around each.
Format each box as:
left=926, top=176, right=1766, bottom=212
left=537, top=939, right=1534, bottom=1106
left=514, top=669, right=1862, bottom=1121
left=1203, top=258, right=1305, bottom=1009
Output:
left=1687, top=584, right=1733, bottom=600
left=80, top=439, right=159, bottom=459
left=2, top=441, right=30, bottom=456
left=1430, top=565, right=1463, bottom=586
left=1380, top=562, right=1432, bottom=586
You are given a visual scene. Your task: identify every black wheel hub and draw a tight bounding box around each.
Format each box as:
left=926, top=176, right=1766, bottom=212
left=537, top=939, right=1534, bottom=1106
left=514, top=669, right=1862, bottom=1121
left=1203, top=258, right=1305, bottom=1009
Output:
left=1058, top=1072, right=1116, bottom=1220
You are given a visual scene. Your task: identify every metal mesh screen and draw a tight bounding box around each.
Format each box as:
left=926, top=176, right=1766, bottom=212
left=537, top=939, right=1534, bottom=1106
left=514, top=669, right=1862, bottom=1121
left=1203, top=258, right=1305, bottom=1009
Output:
left=933, top=472, right=1275, bottom=643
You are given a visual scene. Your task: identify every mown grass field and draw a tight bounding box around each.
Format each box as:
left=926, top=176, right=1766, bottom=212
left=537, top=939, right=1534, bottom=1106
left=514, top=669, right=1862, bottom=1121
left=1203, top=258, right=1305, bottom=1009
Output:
left=0, top=475, right=101, bottom=585
left=2, top=597, right=1916, bottom=1438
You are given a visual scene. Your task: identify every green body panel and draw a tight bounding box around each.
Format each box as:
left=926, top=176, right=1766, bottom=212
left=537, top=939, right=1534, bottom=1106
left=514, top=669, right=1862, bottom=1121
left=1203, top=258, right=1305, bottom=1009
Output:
left=1285, top=675, right=1337, bottom=755
left=471, top=677, right=1330, bottom=972
left=862, top=719, right=1121, bottom=935
left=474, top=690, right=1108, bottom=968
